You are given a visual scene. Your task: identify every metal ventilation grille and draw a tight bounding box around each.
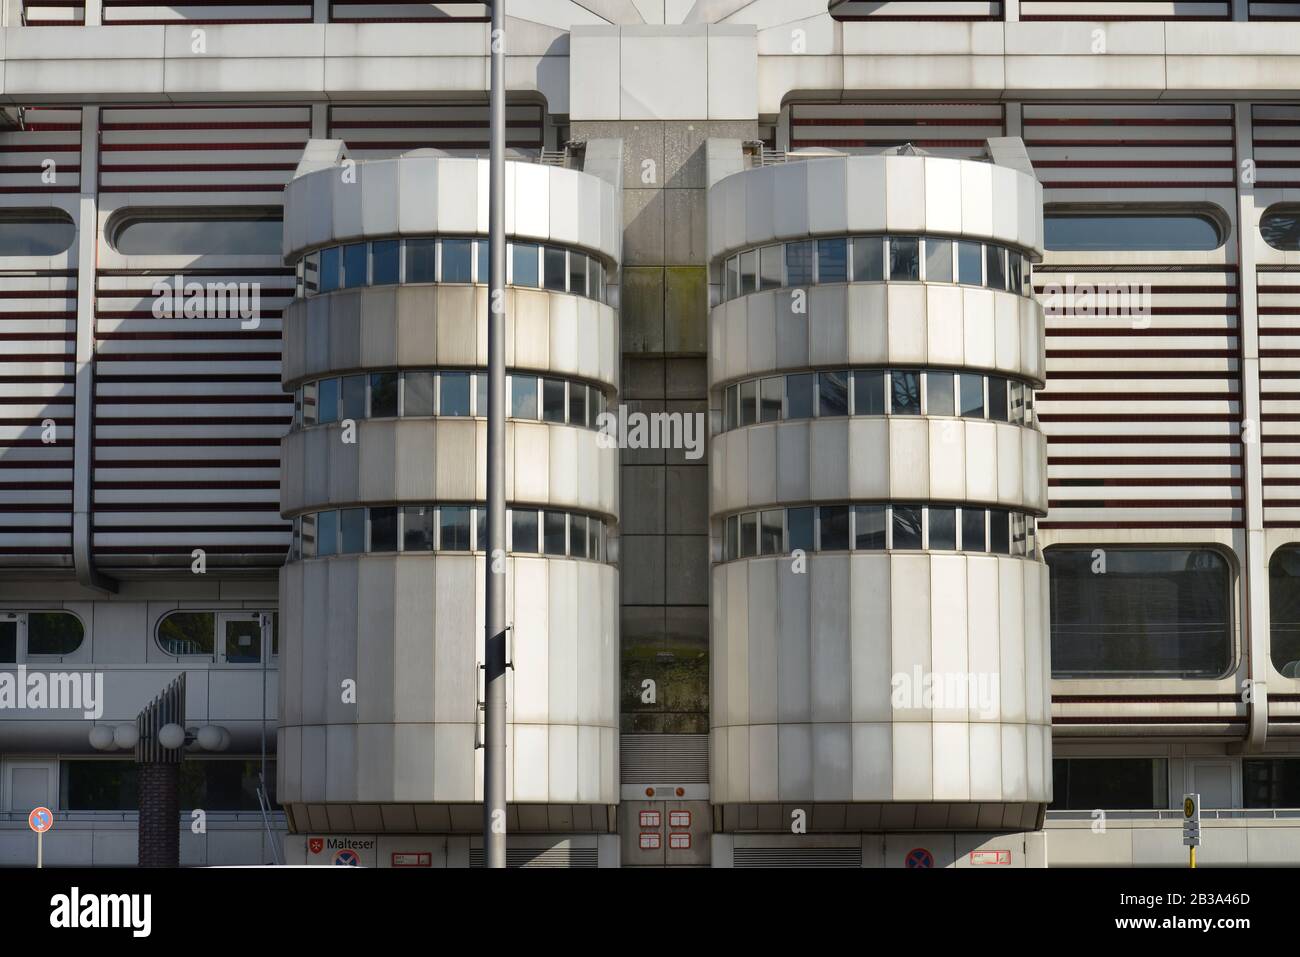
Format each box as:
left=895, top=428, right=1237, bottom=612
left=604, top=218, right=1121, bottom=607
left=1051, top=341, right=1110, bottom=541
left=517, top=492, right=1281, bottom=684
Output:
left=468, top=847, right=598, bottom=868
left=734, top=847, right=861, bottom=868
left=620, top=734, right=709, bottom=784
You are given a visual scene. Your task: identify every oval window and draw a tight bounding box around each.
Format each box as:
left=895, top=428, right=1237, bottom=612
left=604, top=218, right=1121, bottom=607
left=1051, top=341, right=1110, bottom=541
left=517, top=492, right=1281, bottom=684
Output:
left=157, top=611, right=215, bottom=656
left=112, top=210, right=283, bottom=255
left=0, top=209, right=76, bottom=256
left=1269, top=546, right=1300, bottom=677
left=1044, top=211, right=1223, bottom=252
left=26, top=611, right=84, bottom=656
left=1261, top=208, right=1300, bottom=251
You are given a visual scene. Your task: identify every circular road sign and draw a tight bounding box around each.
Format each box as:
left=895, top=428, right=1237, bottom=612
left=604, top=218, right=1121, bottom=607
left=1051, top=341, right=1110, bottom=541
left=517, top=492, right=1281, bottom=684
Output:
left=905, top=847, right=934, bottom=869
left=334, top=849, right=361, bottom=866
left=28, top=807, right=53, bottom=834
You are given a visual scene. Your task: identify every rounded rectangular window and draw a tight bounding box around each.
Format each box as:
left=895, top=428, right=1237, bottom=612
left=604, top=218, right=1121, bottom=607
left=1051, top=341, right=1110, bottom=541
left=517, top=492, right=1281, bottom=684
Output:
left=26, top=612, right=85, bottom=656
left=158, top=611, right=215, bottom=656
left=1269, top=546, right=1300, bottom=677
left=1046, top=547, right=1233, bottom=679
left=0, top=210, right=76, bottom=256
left=112, top=211, right=282, bottom=256
left=1046, top=211, right=1223, bottom=251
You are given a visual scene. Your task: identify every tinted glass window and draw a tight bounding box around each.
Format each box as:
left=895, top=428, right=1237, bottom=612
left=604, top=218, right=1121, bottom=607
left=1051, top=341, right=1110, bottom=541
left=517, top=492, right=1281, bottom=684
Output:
left=319, top=246, right=340, bottom=293
left=890, top=371, right=921, bottom=415
left=340, top=508, right=365, bottom=554
left=511, top=510, right=538, bottom=553
left=403, top=506, right=435, bottom=551
left=442, top=239, right=472, bottom=283
left=1262, top=209, right=1300, bottom=251
left=569, top=515, right=588, bottom=558
left=959, top=373, right=985, bottom=419
left=1046, top=213, right=1223, bottom=251
left=817, top=238, right=848, bottom=283
left=739, top=513, right=758, bottom=558
left=786, top=241, right=814, bottom=286
left=853, top=371, right=885, bottom=415
left=924, top=238, right=953, bottom=282
left=342, top=243, right=367, bottom=288
left=819, top=506, right=850, bottom=551
left=542, top=379, right=565, bottom=423
left=854, top=505, right=886, bottom=550
left=158, top=612, right=214, bottom=656
left=740, top=250, right=757, bottom=295
left=543, top=511, right=566, bottom=555
left=989, top=509, right=1009, bottom=554
left=511, top=375, right=538, bottom=419
left=927, top=372, right=955, bottom=416
left=63, top=761, right=138, bottom=811
left=759, top=377, right=782, bottom=422
left=404, top=372, right=435, bottom=417
left=569, top=385, right=588, bottom=429
left=316, top=378, right=339, bottom=424
left=928, top=507, right=956, bottom=550
left=1050, top=758, right=1168, bottom=810
left=1046, top=547, right=1232, bottom=679
left=889, top=237, right=920, bottom=281
left=788, top=507, right=814, bottom=553
left=988, top=377, right=1009, bottom=422
left=441, top=372, right=471, bottom=417
left=892, top=506, right=922, bottom=550
left=370, top=372, right=399, bottom=418
left=1244, top=759, right=1300, bottom=808
left=739, top=380, right=757, bottom=427
left=544, top=246, right=567, bottom=291
left=818, top=371, right=849, bottom=417
left=474, top=239, right=489, bottom=283
left=1269, top=546, right=1300, bottom=677
left=984, top=244, right=1006, bottom=290
left=569, top=252, right=588, bottom=296
left=0, top=212, right=76, bottom=256
left=372, top=240, right=399, bottom=284
left=760, top=245, right=783, bottom=290
left=957, top=241, right=982, bottom=285
left=961, top=509, right=986, bottom=552
left=26, top=612, right=84, bottom=656
left=370, top=507, right=398, bottom=552
left=852, top=237, right=884, bottom=282
left=786, top=373, right=814, bottom=420
left=760, top=510, right=783, bottom=555
left=441, top=506, right=471, bottom=551
left=406, top=238, right=436, bottom=282
left=512, top=243, right=539, bottom=287
left=114, top=213, right=282, bottom=255
left=341, top=375, right=365, bottom=422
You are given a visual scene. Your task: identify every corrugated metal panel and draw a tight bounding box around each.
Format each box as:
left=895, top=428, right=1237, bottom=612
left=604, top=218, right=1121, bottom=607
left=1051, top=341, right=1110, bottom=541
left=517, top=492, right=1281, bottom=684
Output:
left=330, top=1, right=489, bottom=22
left=1024, top=102, right=1236, bottom=191
left=1020, top=1, right=1229, bottom=19
left=1259, top=269, right=1300, bottom=528
left=788, top=103, right=1006, bottom=160
left=468, top=846, right=598, bottom=868
left=22, top=2, right=85, bottom=25
left=733, top=846, right=861, bottom=867
left=91, top=105, right=304, bottom=571
left=327, top=103, right=544, bottom=161
left=829, top=1, right=1000, bottom=19
left=101, top=2, right=312, bottom=24
left=620, top=733, right=709, bottom=784
left=1252, top=104, right=1300, bottom=189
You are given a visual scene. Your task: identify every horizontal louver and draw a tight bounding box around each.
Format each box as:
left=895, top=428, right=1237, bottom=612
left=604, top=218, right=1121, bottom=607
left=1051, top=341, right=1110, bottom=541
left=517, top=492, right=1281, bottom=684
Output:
left=788, top=103, right=1005, bottom=160
left=1252, top=104, right=1300, bottom=189
left=327, top=103, right=544, bottom=160
left=0, top=107, right=81, bottom=195
left=620, top=733, right=709, bottom=784
left=733, top=846, right=861, bottom=867
left=1259, top=270, right=1300, bottom=528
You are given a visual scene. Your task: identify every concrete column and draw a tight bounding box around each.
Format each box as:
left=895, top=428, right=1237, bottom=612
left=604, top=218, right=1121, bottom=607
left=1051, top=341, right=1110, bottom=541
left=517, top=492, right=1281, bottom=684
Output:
left=84, top=0, right=104, bottom=26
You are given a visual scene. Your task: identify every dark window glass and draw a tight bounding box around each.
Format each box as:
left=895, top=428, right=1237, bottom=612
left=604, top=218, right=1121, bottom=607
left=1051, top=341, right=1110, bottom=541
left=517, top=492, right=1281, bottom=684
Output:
left=342, top=243, right=367, bottom=288
left=372, top=240, right=399, bottom=285
left=788, top=507, right=814, bottom=554
left=786, top=373, right=815, bottom=420
left=786, top=241, right=814, bottom=286
left=569, top=385, right=588, bottom=429
left=988, top=377, right=1009, bottom=422
left=739, top=513, right=758, bottom=559
left=63, top=761, right=138, bottom=811
left=892, top=506, right=923, bottom=550
left=956, top=241, right=981, bottom=285
left=928, top=507, right=956, bottom=550
left=511, top=374, right=538, bottom=419
left=1244, top=759, right=1300, bottom=808
left=724, top=515, right=738, bottom=561
left=1007, top=251, right=1023, bottom=295
left=818, top=371, right=849, bottom=417
left=370, top=507, right=398, bottom=552
left=588, top=519, right=601, bottom=562
left=989, top=509, right=1009, bottom=554
left=819, top=506, right=850, bottom=551
left=724, top=385, right=737, bottom=431
left=179, top=760, right=275, bottom=811
left=984, top=245, right=1006, bottom=290
left=542, top=379, right=565, bottom=423
left=26, top=612, right=83, bottom=656
left=476, top=508, right=486, bottom=551
left=817, top=238, right=848, bottom=283
left=588, top=257, right=602, bottom=301
left=406, top=238, right=436, bottom=282
left=158, top=611, right=215, bottom=656
left=441, top=372, right=471, bottom=417
left=319, top=246, right=340, bottom=293
left=927, top=372, right=955, bottom=416
left=760, top=509, right=783, bottom=554
left=889, top=237, right=920, bottom=281
left=959, top=373, right=985, bottom=418
left=476, top=373, right=487, bottom=417
left=1047, top=213, right=1222, bottom=252
left=759, top=377, right=782, bottom=423
left=512, top=243, right=539, bottom=287
left=740, top=380, right=757, bottom=427
left=1046, top=547, right=1233, bottom=679
left=114, top=213, right=282, bottom=256
left=223, top=617, right=261, bottom=664
left=340, top=508, right=365, bottom=554
left=925, top=238, right=953, bottom=282
left=442, top=239, right=472, bottom=283
left=891, top=371, right=921, bottom=415
left=1050, top=758, right=1168, bottom=810
left=740, top=250, right=758, bottom=295
left=544, top=246, right=567, bottom=291
left=569, top=252, right=588, bottom=296
left=1271, top=546, right=1300, bottom=677
left=474, top=239, right=489, bottom=283
left=403, top=506, right=435, bottom=551
left=370, top=372, right=399, bottom=417
left=441, top=506, right=471, bottom=551
left=854, top=505, right=886, bottom=550
left=725, top=256, right=739, bottom=300
left=404, top=371, right=435, bottom=417
left=300, top=514, right=317, bottom=559
left=853, top=370, right=885, bottom=415
left=852, top=236, right=884, bottom=282
left=317, top=378, right=339, bottom=424
left=961, top=509, right=986, bottom=552
left=0, top=211, right=76, bottom=256
left=303, top=252, right=319, bottom=295
left=511, top=509, right=538, bottom=553
left=569, top=515, right=588, bottom=558
left=759, top=245, right=783, bottom=290
left=543, top=511, right=566, bottom=555
left=341, top=375, right=366, bottom=422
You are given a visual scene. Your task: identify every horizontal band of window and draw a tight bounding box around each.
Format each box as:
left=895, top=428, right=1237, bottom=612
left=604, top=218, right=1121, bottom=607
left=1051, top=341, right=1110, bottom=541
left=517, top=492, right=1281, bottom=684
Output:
left=107, top=208, right=283, bottom=256
left=294, top=369, right=609, bottom=432
left=721, top=368, right=1036, bottom=432
left=290, top=505, right=609, bottom=564
left=0, top=209, right=77, bottom=257
left=720, top=503, right=1038, bottom=563
left=0, top=610, right=85, bottom=662
left=295, top=236, right=609, bottom=304
left=156, top=609, right=277, bottom=662
left=1045, top=208, right=1226, bottom=252
left=717, top=234, right=1031, bottom=303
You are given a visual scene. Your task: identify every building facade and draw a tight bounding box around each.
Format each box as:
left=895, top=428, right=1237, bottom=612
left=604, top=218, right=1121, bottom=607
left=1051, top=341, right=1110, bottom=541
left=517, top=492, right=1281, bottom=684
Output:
left=1, top=0, right=1300, bottom=867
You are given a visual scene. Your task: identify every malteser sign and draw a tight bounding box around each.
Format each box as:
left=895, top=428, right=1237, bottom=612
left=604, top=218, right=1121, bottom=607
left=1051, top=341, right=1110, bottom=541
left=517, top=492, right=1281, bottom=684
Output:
left=306, top=836, right=378, bottom=867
